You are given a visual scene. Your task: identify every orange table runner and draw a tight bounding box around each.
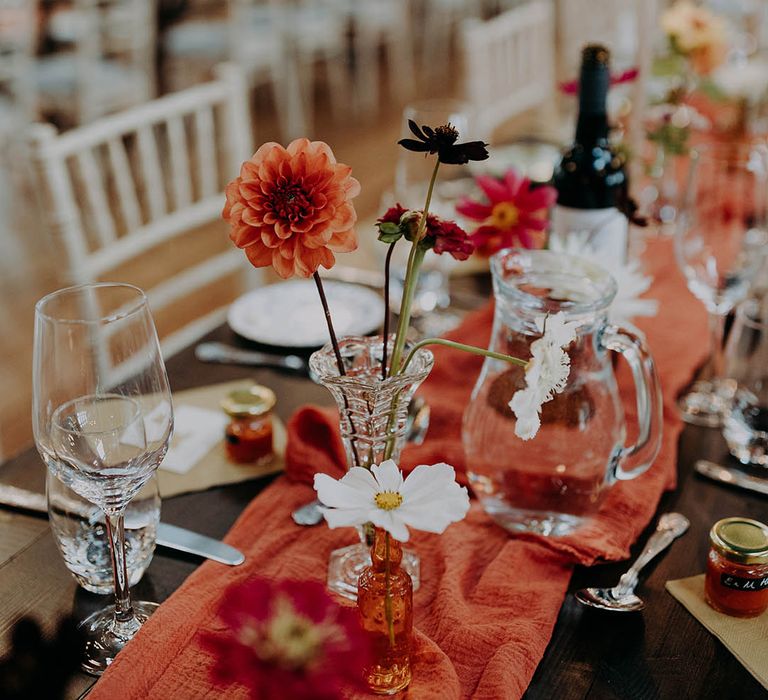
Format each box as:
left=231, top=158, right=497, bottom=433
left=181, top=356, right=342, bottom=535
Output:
left=88, top=238, right=708, bottom=700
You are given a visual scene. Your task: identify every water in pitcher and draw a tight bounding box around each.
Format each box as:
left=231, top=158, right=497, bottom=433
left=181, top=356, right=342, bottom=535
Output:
left=464, top=331, right=625, bottom=536
left=462, top=249, right=662, bottom=537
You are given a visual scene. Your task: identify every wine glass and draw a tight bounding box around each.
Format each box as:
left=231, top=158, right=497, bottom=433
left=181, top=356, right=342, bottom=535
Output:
left=675, top=141, right=768, bottom=426
left=392, top=99, right=477, bottom=335
left=722, top=295, right=768, bottom=465
left=33, top=283, right=173, bottom=675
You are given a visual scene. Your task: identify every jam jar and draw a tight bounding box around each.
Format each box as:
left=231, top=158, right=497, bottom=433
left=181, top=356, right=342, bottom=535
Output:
left=705, top=517, right=768, bottom=618
left=221, top=385, right=276, bottom=464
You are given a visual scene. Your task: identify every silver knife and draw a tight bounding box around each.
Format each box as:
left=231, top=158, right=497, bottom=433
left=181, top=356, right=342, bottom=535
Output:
left=695, top=460, right=768, bottom=496
left=0, top=483, right=245, bottom=566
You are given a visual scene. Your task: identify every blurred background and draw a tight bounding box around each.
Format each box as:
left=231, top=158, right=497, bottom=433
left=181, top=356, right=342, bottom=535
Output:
left=1, top=0, right=767, bottom=459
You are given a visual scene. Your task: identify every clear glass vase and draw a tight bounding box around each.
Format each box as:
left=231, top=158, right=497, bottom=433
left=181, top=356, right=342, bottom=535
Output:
left=309, top=335, right=434, bottom=599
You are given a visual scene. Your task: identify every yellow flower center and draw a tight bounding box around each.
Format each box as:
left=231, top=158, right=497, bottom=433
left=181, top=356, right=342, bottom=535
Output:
left=375, top=491, right=403, bottom=511
left=240, top=597, right=326, bottom=672
left=489, top=201, right=520, bottom=230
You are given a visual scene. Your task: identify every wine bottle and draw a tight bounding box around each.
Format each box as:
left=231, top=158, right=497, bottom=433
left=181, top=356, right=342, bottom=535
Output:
left=551, top=44, right=628, bottom=264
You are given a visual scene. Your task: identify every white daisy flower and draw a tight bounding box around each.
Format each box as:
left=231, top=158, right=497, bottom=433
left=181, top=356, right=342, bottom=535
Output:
left=509, top=312, right=580, bottom=441
left=313, top=459, right=470, bottom=542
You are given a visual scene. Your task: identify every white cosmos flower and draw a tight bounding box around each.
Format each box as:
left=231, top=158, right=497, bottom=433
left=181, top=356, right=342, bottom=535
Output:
left=509, top=312, right=580, bottom=441
left=313, top=459, right=470, bottom=542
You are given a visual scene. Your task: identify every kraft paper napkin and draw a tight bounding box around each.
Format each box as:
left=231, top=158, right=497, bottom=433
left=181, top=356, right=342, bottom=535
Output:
left=666, top=574, right=768, bottom=690
left=157, top=380, right=285, bottom=498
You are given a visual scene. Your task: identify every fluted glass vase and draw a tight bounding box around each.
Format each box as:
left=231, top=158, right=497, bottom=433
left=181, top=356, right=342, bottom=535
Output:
left=309, top=335, right=434, bottom=599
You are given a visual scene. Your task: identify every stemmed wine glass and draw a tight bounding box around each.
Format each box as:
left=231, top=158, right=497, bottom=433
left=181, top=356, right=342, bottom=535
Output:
left=675, top=141, right=768, bottom=426
left=33, top=283, right=173, bottom=674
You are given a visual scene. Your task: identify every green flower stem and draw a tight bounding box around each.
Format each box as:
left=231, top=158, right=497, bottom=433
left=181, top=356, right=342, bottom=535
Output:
left=400, top=338, right=528, bottom=375
left=388, top=246, right=426, bottom=376
left=384, top=532, right=395, bottom=647
left=381, top=241, right=397, bottom=380
left=389, top=158, right=441, bottom=376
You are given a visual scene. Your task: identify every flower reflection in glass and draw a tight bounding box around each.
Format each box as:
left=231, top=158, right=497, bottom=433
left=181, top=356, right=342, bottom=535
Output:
left=314, top=459, right=470, bottom=542
left=456, top=170, right=556, bottom=257
left=509, top=312, right=580, bottom=440
left=204, top=577, right=370, bottom=700
left=222, top=138, right=360, bottom=279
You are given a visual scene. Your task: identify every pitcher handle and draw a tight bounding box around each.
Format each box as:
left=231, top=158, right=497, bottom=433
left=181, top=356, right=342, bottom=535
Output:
left=600, top=325, right=663, bottom=481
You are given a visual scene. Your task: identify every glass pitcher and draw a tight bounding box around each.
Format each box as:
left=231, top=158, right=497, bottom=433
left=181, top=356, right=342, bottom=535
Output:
left=462, top=249, right=663, bottom=536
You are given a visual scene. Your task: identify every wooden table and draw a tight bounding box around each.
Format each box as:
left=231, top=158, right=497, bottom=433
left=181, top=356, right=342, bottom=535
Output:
left=1, top=303, right=766, bottom=699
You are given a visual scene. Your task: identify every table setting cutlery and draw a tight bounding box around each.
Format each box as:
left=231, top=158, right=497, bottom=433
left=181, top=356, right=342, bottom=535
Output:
left=575, top=512, right=690, bottom=612
left=195, top=342, right=308, bottom=374
left=0, top=482, right=244, bottom=566
left=694, top=460, right=768, bottom=496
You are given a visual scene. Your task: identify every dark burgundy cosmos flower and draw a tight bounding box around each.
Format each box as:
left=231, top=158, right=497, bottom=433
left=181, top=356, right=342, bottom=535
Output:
left=398, top=121, right=489, bottom=165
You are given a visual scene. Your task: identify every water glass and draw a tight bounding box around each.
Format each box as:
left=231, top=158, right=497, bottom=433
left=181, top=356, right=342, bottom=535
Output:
left=33, top=282, right=173, bottom=675
left=48, top=471, right=160, bottom=594
left=723, top=296, right=768, bottom=466
left=675, top=140, right=768, bottom=426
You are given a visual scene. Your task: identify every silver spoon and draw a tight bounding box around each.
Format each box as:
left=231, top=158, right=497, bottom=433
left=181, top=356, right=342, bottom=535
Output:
left=291, top=397, right=431, bottom=526
left=575, top=512, right=690, bottom=612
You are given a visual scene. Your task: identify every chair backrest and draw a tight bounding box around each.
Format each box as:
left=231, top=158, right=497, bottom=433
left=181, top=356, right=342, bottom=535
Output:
left=0, top=0, right=38, bottom=120
left=462, top=0, right=556, bottom=141
left=28, top=63, right=257, bottom=356
left=555, top=0, right=639, bottom=80
left=44, top=0, right=156, bottom=124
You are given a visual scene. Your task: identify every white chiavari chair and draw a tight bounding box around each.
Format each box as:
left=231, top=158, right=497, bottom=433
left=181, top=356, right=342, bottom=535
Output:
left=555, top=0, right=639, bottom=79
left=331, top=0, right=414, bottom=115
left=462, top=0, right=556, bottom=141
left=27, top=63, right=259, bottom=359
left=277, top=0, right=350, bottom=134
left=0, top=0, right=38, bottom=122
left=420, top=0, right=484, bottom=81
left=37, top=0, right=156, bottom=126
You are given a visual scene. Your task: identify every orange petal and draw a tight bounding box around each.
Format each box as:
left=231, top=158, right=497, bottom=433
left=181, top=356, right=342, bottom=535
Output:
left=244, top=242, right=273, bottom=268
left=328, top=228, right=358, bottom=253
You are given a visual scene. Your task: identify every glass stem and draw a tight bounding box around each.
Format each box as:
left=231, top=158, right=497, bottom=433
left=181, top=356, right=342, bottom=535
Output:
left=708, top=311, right=726, bottom=382
left=105, top=511, right=136, bottom=629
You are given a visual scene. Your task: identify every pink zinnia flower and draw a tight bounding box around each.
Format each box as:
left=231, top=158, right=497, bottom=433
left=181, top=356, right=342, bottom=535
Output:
left=223, top=139, right=361, bottom=279
left=456, top=170, right=556, bottom=257
left=203, top=578, right=371, bottom=700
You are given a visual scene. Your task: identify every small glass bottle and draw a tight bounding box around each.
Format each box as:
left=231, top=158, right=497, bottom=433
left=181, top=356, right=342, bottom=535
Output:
left=705, top=517, right=768, bottom=618
left=357, top=528, right=413, bottom=695
left=221, top=385, right=276, bottom=464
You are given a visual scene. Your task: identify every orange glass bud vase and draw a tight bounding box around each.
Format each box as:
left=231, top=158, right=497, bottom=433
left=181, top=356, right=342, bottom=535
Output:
left=357, top=528, right=413, bottom=695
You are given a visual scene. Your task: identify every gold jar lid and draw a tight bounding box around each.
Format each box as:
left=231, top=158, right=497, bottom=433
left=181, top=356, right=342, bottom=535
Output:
left=221, top=385, right=276, bottom=418
left=710, top=517, right=768, bottom=565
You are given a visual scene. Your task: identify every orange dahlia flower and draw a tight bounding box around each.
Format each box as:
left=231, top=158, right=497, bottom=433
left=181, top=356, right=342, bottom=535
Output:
left=223, top=139, right=360, bottom=279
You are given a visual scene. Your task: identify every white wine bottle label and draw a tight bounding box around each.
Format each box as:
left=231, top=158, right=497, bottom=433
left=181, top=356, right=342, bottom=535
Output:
left=549, top=205, right=628, bottom=265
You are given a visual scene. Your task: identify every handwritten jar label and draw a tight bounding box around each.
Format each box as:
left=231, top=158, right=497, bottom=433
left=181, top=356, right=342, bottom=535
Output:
left=720, top=574, right=768, bottom=591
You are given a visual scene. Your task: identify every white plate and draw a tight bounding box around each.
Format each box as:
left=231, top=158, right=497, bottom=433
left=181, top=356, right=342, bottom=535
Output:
left=228, top=279, right=385, bottom=348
